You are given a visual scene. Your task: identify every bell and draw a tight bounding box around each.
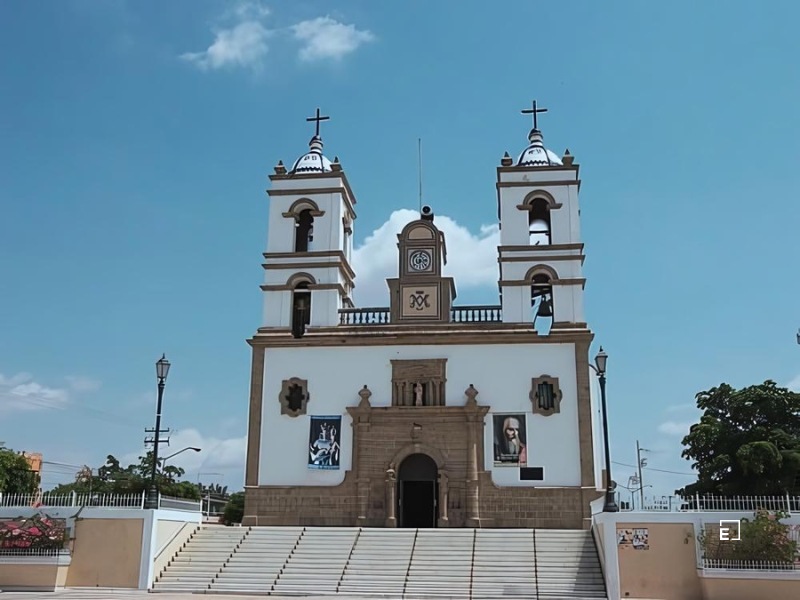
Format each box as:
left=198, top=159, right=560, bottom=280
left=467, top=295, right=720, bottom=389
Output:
left=536, top=295, right=553, bottom=318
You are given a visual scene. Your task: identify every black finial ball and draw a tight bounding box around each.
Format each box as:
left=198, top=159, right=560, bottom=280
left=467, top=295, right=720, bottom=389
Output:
left=421, top=205, right=434, bottom=221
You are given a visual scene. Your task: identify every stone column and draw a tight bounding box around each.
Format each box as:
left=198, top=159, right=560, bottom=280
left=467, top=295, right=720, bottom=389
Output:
left=466, top=420, right=480, bottom=526
left=244, top=345, right=265, bottom=488
left=437, top=471, right=449, bottom=526
left=464, top=384, right=481, bottom=526
left=385, top=469, right=397, bottom=528
left=352, top=386, right=372, bottom=524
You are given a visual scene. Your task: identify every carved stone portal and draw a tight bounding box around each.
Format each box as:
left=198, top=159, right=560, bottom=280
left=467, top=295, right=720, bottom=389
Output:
left=530, top=375, right=562, bottom=416
left=280, top=378, right=310, bottom=417
left=391, top=359, right=447, bottom=406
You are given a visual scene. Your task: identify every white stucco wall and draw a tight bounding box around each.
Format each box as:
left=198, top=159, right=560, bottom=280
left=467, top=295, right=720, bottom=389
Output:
left=261, top=178, right=354, bottom=328
left=496, top=170, right=584, bottom=325
left=266, top=187, right=347, bottom=254
left=501, top=282, right=584, bottom=325
left=259, top=342, right=584, bottom=488
left=497, top=170, right=580, bottom=247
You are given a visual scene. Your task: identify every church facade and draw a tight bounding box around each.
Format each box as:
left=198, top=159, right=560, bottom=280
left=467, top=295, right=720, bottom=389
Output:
left=243, top=105, right=603, bottom=529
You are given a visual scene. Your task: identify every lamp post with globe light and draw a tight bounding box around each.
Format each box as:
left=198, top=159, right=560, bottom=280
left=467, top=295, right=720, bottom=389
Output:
left=145, top=355, right=171, bottom=509
left=589, top=347, right=619, bottom=512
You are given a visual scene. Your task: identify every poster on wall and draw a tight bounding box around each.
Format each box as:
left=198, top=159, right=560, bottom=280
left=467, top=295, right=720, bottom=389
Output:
left=308, top=415, right=341, bottom=470
left=617, top=527, right=649, bottom=550
left=492, top=413, right=527, bottom=467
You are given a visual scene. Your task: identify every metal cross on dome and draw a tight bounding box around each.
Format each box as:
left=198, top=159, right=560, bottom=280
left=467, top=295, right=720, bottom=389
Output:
left=306, top=107, right=330, bottom=137
left=521, top=100, right=548, bottom=131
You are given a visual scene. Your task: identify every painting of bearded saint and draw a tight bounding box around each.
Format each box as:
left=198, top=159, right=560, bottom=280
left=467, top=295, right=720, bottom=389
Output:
left=308, top=416, right=341, bottom=470
left=493, top=413, right=528, bottom=467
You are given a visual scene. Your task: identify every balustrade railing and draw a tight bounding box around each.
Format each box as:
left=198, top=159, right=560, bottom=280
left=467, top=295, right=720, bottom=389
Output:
left=451, top=305, right=502, bottom=323
left=339, top=307, right=391, bottom=325
left=338, top=305, right=503, bottom=325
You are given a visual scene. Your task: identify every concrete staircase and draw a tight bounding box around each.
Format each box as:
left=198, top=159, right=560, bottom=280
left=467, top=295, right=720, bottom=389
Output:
left=152, top=525, right=245, bottom=592
left=153, top=525, right=607, bottom=599
left=211, top=526, right=303, bottom=593
left=338, top=528, right=415, bottom=596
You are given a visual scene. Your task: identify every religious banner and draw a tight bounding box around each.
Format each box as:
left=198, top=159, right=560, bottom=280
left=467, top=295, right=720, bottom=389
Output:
left=308, top=415, right=341, bottom=470
left=493, top=413, right=527, bottom=467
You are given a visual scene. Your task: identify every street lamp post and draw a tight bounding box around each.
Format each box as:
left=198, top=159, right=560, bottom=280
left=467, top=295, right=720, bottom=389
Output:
left=160, top=447, right=201, bottom=472
left=146, top=354, right=171, bottom=509
left=592, top=347, right=619, bottom=512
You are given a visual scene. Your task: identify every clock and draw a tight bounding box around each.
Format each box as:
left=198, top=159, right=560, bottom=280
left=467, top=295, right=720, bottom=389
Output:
left=409, top=249, right=432, bottom=272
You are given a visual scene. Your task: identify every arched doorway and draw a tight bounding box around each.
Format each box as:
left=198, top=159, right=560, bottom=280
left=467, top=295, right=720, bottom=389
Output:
left=398, top=453, right=438, bottom=528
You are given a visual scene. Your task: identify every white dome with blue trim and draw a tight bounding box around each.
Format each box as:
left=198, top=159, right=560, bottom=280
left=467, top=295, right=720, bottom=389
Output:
left=290, top=135, right=333, bottom=174
left=517, top=129, right=562, bottom=167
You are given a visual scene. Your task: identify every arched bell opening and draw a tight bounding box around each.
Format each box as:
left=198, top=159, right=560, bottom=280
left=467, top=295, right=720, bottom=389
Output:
left=294, top=209, right=314, bottom=252
left=531, top=273, right=553, bottom=334
left=291, top=282, right=311, bottom=338
left=528, top=198, right=551, bottom=246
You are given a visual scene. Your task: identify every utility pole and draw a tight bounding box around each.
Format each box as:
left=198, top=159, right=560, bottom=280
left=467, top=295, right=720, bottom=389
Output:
left=636, top=440, right=649, bottom=508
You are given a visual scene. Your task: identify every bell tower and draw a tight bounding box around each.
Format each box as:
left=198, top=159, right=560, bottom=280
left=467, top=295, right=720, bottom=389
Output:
left=261, top=108, right=357, bottom=337
left=387, top=206, right=456, bottom=323
left=497, top=101, right=586, bottom=332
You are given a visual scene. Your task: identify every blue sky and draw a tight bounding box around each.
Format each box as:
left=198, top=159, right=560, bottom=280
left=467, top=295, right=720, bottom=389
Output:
left=1, top=0, right=798, bottom=498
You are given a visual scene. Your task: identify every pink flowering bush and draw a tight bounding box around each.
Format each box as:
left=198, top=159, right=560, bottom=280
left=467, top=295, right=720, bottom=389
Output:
left=0, top=514, right=67, bottom=550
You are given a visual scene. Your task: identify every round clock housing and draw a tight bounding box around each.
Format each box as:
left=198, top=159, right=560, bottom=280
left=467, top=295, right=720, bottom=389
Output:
left=409, top=249, right=432, bottom=271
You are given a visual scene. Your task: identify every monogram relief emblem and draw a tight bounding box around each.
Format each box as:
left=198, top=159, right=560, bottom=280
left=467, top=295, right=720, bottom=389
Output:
left=409, top=290, right=430, bottom=311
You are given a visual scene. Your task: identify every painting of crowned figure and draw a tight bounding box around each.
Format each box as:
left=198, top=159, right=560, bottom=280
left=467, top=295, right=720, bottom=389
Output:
left=308, top=415, right=341, bottom=470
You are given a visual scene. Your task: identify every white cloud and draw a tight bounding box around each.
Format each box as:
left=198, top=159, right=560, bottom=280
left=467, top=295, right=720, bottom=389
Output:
left=351, top=209, right=499, bottom=306
left=657, top=420, right=695, bottom=436
left=65, top=376, right=102, bottom=393
left=292, top=16, right=375, bottom=62
left=182, top=21, right=271, bottom=71
left=788, top=374, right=800, bottom=392
left=227, top=1, right=270, bottom=21
left=0, top=372, right=69, bottom=412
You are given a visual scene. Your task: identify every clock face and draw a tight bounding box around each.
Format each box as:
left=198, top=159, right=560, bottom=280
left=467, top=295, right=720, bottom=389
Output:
left=409, top=249, right=432, bottom=271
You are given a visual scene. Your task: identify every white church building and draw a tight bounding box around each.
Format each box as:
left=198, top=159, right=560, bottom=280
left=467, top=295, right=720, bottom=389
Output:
left=243, top=104, right=603, bottom=529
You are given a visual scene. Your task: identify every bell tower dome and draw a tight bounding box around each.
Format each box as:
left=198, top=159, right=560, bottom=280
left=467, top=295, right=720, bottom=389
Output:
left=496, top=101, right=587, bottom=333
left=260, top=108, right=357, bottom=337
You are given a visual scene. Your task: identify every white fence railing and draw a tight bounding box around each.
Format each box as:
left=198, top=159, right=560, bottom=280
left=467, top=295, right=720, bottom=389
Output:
left=157, top=494, right=202, bottom=512
left=703, top=559, right=799, bottom=571
left=0, top=491, right=203, bottom=512
left=625, top=494, right=800, bottom=513
left=0, top=548, right=69, bottom=558
left=0, top=492, right=146, bottom=509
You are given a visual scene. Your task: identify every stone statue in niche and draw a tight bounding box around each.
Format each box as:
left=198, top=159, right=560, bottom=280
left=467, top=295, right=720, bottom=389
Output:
left=414, top=382, right=424, bottom=406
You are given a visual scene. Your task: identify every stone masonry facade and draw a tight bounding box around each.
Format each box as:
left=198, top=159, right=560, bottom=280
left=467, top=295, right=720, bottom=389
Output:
left=243, top=388, right=601, bottom=529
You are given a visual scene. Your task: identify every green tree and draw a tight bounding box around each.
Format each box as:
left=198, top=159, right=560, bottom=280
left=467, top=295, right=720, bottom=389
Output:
left=678, top=380, right=800, bottom=496
left=222, top=492, right=245, bottom=525
left=47, top=452, right=200, bottom=500
left=0, top=448, right=39, bottom=494
left=699, top=510, right=799, bottom=564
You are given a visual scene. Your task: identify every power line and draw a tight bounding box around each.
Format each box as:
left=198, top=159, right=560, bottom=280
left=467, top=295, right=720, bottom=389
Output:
left=42, top=460, right=85, bottom=469
left=612, top=460, right=694, bottom=476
